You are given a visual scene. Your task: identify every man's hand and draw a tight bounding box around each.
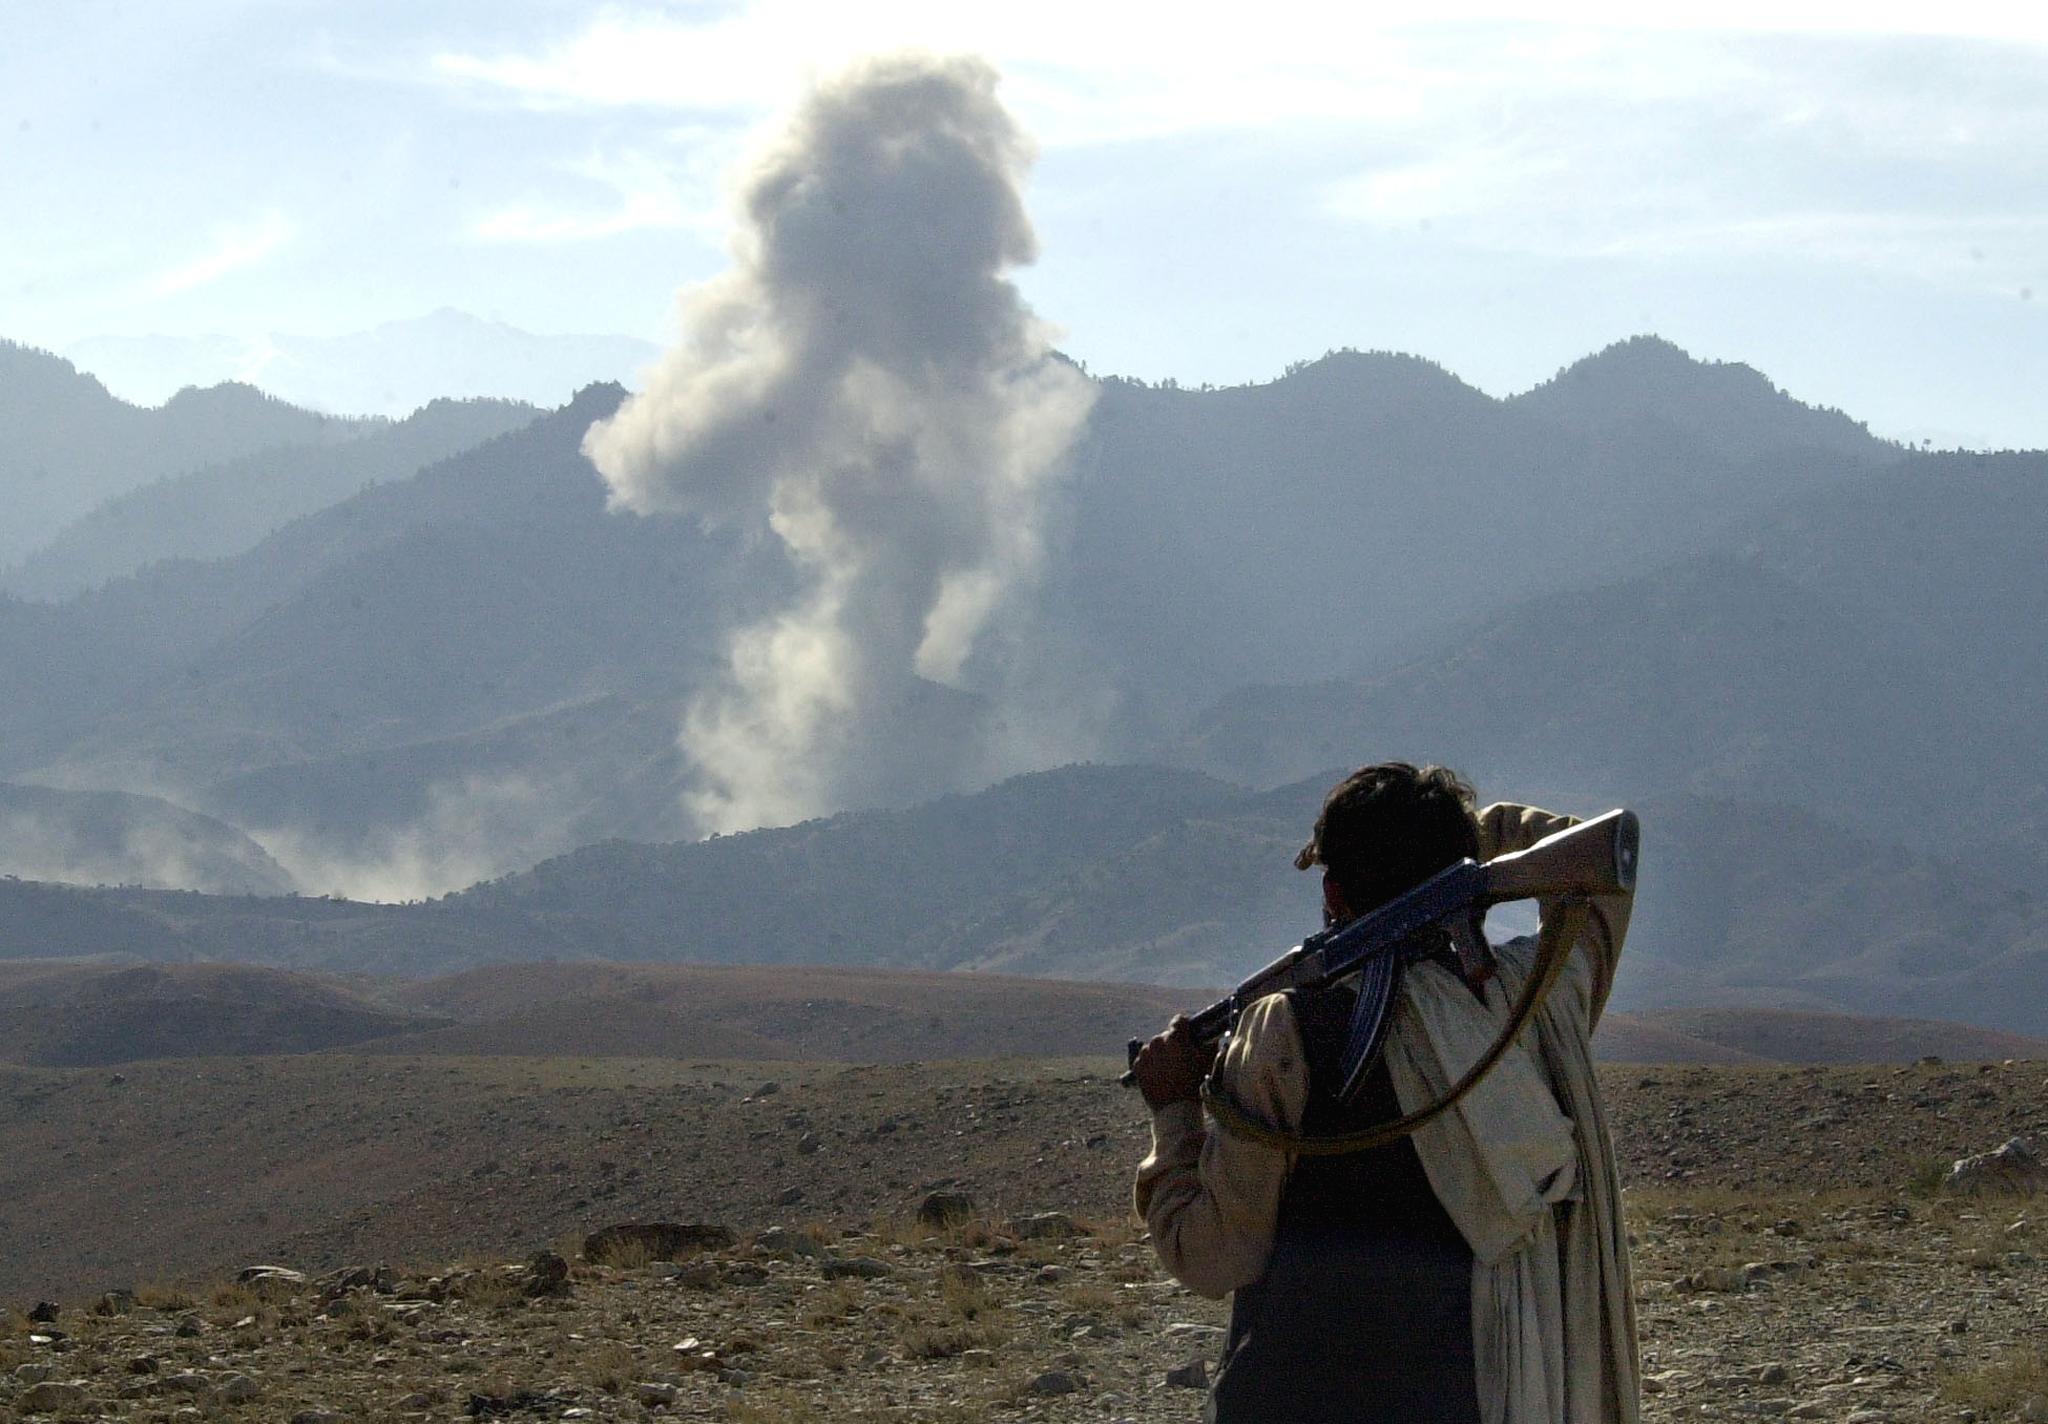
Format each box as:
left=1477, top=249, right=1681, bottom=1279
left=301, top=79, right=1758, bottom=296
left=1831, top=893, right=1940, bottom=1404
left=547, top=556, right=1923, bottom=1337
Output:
left=1133, top=1015, right=1219, bottom=1111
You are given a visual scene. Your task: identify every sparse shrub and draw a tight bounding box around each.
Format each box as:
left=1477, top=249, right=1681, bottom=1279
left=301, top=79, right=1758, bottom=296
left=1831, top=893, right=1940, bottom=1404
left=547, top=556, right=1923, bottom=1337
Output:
left=936, top=1269, right=991, bottom=1322
left=584, top=1234, right=656, bottom=1269
left=799, top=1279, right=862, bottom=1327
left=209, top=1283, right=260, bottom=1311
left=896, top=1314, right=1007, bottom=1360
left=578, top=1339, right=639, bottom=1393
left=1904, top=1157, right=1953, bottom=1197
left=448, top=1269, right=524, bottom=1312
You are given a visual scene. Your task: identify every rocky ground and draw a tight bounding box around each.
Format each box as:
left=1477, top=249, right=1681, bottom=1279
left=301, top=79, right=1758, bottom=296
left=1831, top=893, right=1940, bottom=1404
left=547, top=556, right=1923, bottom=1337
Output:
left=2, top=1187, right=2044, bottom=1423
left=3, top=1056, right=2045, bottom=1421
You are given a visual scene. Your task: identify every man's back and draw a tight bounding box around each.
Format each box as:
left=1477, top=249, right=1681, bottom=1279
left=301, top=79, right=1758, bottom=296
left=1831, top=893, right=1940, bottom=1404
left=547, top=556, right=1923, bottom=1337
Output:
left=1133, top=787, right=1639, bottom=1423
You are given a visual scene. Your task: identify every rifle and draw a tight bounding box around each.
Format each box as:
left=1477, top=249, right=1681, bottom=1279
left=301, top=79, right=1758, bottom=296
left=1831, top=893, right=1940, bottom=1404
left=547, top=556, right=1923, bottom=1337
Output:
left=1121, top=809, right=1639, bottom=1120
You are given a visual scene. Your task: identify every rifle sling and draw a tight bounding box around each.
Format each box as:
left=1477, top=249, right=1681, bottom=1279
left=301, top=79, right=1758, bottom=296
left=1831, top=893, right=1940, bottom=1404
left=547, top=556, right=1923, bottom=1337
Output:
left=1199, top=896, right=1590, bottom=1157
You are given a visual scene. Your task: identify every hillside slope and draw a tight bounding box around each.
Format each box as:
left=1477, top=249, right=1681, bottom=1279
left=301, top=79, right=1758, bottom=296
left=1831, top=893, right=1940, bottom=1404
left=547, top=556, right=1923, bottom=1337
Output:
left=3, top=396, right=537, bottom=599
left=0, top=781, right=294, bottom=895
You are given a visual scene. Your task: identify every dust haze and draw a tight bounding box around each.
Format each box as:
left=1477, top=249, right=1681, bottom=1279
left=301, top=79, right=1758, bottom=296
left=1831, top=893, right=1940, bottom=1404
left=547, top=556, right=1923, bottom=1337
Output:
left=584, top=54, right=1097, bottom=834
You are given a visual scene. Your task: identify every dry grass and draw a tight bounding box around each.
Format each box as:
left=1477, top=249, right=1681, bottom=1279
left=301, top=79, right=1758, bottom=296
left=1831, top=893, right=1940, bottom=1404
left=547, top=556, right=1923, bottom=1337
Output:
left=134, top=1282, right=196, bottom=1310
left=584, top=1234, right=658, bottom=1269
left=1938, top=1343, right=2048, bottom=1417
left=799, top=1279, right=863, bottom=1327
left=575, top=1339, right=640, bottom=1394
left=447, top=1270, right=525, bottom=1311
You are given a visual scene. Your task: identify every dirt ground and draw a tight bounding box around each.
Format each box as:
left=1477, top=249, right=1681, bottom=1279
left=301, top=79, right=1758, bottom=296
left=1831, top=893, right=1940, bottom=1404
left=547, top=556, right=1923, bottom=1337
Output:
left=2, top=1055, right=2044, bottom=1421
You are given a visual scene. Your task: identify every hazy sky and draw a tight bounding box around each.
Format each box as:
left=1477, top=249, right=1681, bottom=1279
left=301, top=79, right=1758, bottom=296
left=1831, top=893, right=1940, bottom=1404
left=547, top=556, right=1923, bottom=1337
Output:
left=4, top=1, right=2044, bottom=446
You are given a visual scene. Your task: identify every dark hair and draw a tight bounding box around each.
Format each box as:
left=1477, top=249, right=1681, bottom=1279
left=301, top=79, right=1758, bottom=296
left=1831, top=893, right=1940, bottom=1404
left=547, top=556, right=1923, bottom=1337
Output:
left=1295, top=761, right=1480, bottom=911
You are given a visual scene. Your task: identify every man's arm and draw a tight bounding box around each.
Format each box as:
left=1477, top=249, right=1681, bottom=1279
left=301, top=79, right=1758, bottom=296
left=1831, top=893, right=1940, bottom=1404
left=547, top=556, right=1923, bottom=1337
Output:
left=1478, top=801, right=1635, bottom=1025
left=1132, top=993, right=1308, bottom=1299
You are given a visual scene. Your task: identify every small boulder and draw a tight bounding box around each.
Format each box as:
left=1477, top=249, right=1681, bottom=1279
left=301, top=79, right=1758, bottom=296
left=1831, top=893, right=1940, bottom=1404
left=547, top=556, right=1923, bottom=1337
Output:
left=19, top=1380, right=90, bottom=1413
left=821, top=1254, right=894, bottom=1280
left=1029, top=1370, right=1082, bottom=1396
left=237, top=1265, right=306, bottom=1300
left=521, top=1250, right=570, bottom=1297
left=754, top=1226, right=822, bottom=1258
left=14, top=1363, right=53, bottom=1383
left=1944, top=1137, right=2047, bottom=1195
left=582, top=1221, right=735, bottom=1263
left=1166, top=1358, right=1210, bottom=1389
left=314, top=1264, right=377, bottom=1297
left=219, top=1373, right=261, bottom=1403
left=917, top=1191, right=976, bottom=1227
left=1012, top=1211, right=1084, bottom=1240
left=636, top=1381, right=680, bottom=1405
left=92, top=1288, right=136, bottom=1316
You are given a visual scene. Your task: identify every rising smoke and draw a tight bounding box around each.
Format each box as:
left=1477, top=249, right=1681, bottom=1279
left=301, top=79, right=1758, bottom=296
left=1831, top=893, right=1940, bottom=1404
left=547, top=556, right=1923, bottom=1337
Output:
left=584, top=54, right=1096, bottom=834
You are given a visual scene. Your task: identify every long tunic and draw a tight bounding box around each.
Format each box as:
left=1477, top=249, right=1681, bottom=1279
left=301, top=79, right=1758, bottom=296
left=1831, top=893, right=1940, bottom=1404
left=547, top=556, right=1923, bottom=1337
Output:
left=1135, top=803, right=1640, bottom=1424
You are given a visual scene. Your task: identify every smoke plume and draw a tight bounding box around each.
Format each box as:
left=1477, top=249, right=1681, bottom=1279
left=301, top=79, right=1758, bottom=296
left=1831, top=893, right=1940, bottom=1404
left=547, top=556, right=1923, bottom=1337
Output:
left=584, top=54, right=1095, bottom=833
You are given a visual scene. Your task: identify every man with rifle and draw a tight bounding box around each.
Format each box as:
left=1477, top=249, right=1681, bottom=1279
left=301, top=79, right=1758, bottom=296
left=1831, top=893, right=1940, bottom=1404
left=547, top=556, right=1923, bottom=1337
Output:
left=1131, top=762, right=1640, bottom=1423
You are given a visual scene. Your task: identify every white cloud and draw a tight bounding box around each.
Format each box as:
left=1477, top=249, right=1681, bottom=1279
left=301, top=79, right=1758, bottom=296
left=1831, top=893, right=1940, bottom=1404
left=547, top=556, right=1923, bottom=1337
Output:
left=471, top=141, right=728, bottom=243
left=150, top=210, right=297, bottom=296
left=425, top=2, right=2048, bottom=138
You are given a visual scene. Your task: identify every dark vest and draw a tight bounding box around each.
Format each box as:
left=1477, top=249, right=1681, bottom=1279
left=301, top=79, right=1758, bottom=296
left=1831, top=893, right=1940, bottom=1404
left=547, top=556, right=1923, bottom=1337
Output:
left=1208, top=980, right=1480, bottom=1424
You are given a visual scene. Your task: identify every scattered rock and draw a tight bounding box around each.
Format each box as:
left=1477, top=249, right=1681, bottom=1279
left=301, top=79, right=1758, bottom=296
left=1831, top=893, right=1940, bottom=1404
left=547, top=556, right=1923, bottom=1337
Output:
left=314, top=1264, right=377, bottom=1297
left=290, top=1411, right=344, bottom=1424
left=126, top=1353, right=159, bottom=1374
left=1030, top=1369, right=1083, bottom=1395
left=218, top=1373, right=261, bottom=1402
left=19, top=1380, right=90, bottom=1413
left=917, top=1190, right=975, bottom=1227
left=14, top=1362, right=54, bottom=1383
left=161, top=1371, right=212, bottom=1394
left=91, top=1288, right=136, bottom=1315
left=821, top=1254, right=895, bottom=1280
left=796, top=1131, right=823, bottom=1155
left=773, top=1185, right=805, bottom=1206
left=671, top=1261, right=720, bottom=1289
left=520, top=1249, right=570, bottom=1297
left=1012, top=1211, right=1084, bottom=1240
left=582, top=1221, right=735, bottom=1263
left=1166, top=1358, right=1210, bottom=1389
left=636, top=1381, right=680, bottom=1405
left=1944, top=1137, right=2047, bottom=1194
left=237, top=1265, right=306, bottom=1299
left=754, top=1225, right=823, bottom=1257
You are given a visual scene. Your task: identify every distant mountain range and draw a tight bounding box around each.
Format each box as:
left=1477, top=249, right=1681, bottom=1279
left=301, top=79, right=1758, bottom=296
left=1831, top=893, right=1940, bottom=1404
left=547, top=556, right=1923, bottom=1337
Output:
left=3, top=397, right=537, bottom=600
left=0, top=340, right=361, bottom=567
left=2, top=330, right=2042, bottom=1035
left=1, top=763, right=2041, bottom=1033
left=64, top=309, right=661, bottom=418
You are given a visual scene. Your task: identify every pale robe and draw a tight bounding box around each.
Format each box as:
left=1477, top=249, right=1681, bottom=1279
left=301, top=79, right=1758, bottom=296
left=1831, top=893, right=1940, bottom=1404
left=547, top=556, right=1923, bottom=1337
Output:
left=1136, top=803, right=1640, bottom=1424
